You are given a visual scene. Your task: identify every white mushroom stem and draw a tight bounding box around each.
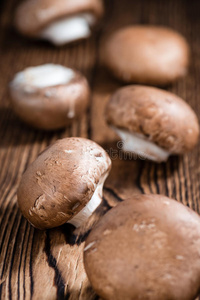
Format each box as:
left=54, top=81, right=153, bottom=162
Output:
left=40, top=13, right=96, bottom=46
left=10, top=64, right=75, bottom=89
left=114, top=128, right=170, bottom=162
left=68, top=172, right=108, bottom=228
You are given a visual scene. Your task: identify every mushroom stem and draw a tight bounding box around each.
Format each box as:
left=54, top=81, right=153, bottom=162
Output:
left=68, top=172, right=108, bottom=228
left=114, top=128, right=170, bottom=162
left=11, top=64, right=75, bottom=89
left=40, top=13, right=95, bottom=46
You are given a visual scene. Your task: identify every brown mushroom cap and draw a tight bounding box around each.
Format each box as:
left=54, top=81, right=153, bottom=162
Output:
left=84, top=194, right=200, bottom=300
left=17, top=137, right=111, bottom=229
left=9, top=66, right=90, bottom=130
left=15, top=0, right=104, bottom=37
left=105, top=85, right=199, bottom=153
left=101, top=26, right=189, bottom=85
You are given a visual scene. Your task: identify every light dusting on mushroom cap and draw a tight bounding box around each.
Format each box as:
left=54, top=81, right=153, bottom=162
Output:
left=84, top=194, right=200, bottom=300
left=101, top=25, right=189, bottom=85
left=17, top=137, right=111, bottom=229
left=9, top=64, right=90, bottom=130
left=105, top=85, right=199, bottom=161
left=15, top=0, right=104, bottom=45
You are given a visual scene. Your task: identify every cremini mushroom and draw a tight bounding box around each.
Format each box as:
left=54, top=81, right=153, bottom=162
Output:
left=84, top=194, right=200, bottom=300
left=105, top=85, right=199, bottom=162
left=15, top=0, right=104, bottom=45
left=9, top=64, right=90, bottom=130
left=17, top=137, right=111, bottom=229
left=101, top=25, right=189, bottom=85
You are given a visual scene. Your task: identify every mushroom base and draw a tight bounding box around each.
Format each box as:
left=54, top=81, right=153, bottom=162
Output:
left=40, top=13, right=96, bottom=46
left=114, top=128, right=170, bottom=162
left=68, top=172, right=108, bottom=228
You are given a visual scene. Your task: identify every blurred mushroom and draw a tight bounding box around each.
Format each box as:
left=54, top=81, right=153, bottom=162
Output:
left=84, top=194, right=200, bottom=300
left=9, top=64, right=90, bottom=130
left=101, top=26, right=189, bottom=85
left=105, top=85, right=199, bottom=162
left=17, top=137, right=111, bottom=229
left=15, top=0, right=104, bottom=45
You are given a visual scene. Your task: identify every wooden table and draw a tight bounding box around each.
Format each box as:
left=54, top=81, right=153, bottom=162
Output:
left=1, top=0, right=200, bottom=299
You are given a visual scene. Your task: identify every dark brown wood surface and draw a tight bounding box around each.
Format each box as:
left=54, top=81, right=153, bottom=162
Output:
left=1, top=0, right=200, bottom=299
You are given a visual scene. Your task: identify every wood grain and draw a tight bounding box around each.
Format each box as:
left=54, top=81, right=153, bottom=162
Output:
left=1, top=0, right=200, bottom=299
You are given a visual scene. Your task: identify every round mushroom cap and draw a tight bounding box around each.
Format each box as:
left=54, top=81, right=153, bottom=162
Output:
left=9, top=64, right=90, bottom=130
left=17, top=137, right=111, bottom=229
left=101, top=26, right=189, bottom=85
left=105, top=85, right=199, bottom=154
left=84, top=194, right=200, bottom=300
left=15, top=0, right=104, bottom=37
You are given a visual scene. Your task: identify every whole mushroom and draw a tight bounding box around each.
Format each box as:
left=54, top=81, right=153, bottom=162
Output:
left=101, top=25, right=189, bottom=85
left=17, top=137, right=111, bottom=229
left=84, top=194, right=200, bottom=300
left=15, top=0, right=104, bottom=46
left=9, top=64, right=90, bottom=130
left=105, top=85, right=199, bottom=162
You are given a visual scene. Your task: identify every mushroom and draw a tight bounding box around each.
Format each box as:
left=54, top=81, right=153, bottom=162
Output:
left=9, top=64, right=90, bottom=130
left=84, top=194, right=200, bottom=300
left=15, top=0, right=104, bottom=46
left=105, top=85, right=199, bottom=162
left=101, top=25, right=189, bottom=85
left=17, top=138, right=111, bottom=229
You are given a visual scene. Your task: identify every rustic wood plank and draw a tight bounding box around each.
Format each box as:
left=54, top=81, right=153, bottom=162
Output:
left=1, top=0, right=200, bottom=299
